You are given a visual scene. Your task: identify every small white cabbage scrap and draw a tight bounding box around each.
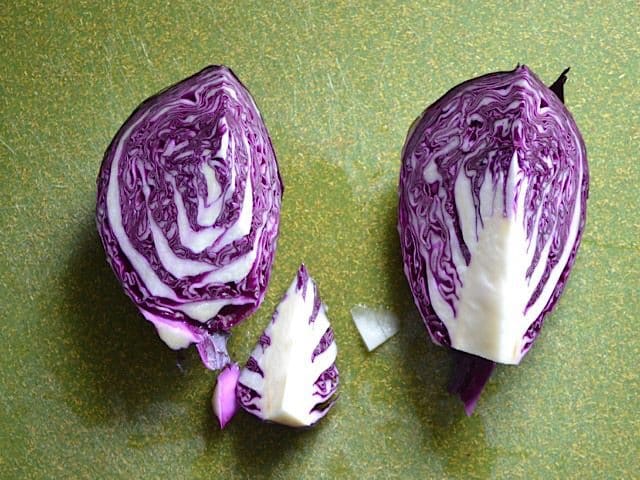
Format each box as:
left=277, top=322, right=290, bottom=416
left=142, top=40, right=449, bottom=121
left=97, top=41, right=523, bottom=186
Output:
left=351, top=305, right=400, bottom=351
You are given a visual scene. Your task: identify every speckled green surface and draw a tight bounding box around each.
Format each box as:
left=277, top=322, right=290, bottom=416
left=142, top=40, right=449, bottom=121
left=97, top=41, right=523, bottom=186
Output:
left=1, top=1, right=638, bottom=478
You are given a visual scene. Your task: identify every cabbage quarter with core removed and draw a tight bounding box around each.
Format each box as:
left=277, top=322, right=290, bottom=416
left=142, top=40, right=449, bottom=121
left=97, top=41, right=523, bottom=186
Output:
left=96, top=66, right=282, bottom=370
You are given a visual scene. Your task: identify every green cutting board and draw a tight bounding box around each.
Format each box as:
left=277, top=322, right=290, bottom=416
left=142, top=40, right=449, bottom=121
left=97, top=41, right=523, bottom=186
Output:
left=1, top=1, right=638, bottom=478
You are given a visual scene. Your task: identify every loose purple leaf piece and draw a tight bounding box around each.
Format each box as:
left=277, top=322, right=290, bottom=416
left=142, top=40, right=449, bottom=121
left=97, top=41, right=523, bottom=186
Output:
left=96, top=66, right=282, bottom=370
left=398, top=65, right=588, bottom=413
left=237, top=265, right=339, bottom=427
left=212, top=363, right=241, bottom=429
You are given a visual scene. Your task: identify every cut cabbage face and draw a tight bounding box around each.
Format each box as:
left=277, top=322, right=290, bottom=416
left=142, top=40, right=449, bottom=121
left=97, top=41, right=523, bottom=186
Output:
left=96, top=66, right=283, bottom=370
left=398, top=66, right=588, bottom=414
left=399, top=65, right=588, bottom=365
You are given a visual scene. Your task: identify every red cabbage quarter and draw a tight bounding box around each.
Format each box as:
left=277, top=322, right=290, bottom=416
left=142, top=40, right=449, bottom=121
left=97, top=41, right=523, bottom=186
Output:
left=398, top=66, right=588, bottom=414
left=96, top=66, right=283, bottom=370
left=236, top=265, right=339, bottom=427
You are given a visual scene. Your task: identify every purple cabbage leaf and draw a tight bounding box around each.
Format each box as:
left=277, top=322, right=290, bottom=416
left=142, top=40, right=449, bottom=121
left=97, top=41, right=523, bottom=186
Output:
left=212, top=362, right=241, bottom=429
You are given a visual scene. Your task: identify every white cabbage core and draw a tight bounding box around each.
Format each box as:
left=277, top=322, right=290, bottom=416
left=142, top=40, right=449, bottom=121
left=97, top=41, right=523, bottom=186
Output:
left=239, top=273, right=336, bottom=427
left=428, top=151, right=582, bottom=364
